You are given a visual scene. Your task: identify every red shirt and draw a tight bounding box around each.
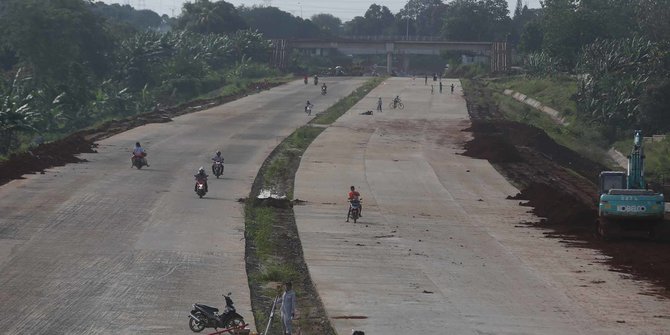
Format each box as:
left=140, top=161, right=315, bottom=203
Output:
left=348, top=190, right=360, bottom=201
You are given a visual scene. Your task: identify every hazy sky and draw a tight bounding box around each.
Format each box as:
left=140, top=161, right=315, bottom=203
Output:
left=107, top=0, right=542, bottom=21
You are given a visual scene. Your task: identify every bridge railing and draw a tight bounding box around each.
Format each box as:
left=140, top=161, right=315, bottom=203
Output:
left=335, top=35, right=446, bottom=42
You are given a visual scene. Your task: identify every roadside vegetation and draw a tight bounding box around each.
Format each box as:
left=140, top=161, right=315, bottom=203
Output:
left=244, top=76, right=384, bottom=334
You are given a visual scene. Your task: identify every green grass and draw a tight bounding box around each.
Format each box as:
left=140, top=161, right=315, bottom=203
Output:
left=489, top=75, right=578, bottom=118
left=614, top=136, right=670, bottom=182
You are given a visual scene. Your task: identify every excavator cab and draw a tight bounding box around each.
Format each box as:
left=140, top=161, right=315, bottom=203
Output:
left=599, top=171, right=626, bottom=195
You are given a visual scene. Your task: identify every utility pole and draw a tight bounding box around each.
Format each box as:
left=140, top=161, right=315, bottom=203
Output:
left=405, top=17, right=409, bottom=40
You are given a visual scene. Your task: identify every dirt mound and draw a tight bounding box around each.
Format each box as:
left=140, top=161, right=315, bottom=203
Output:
left=0, top=134, right=97, bottom=185
left=463, top=79, right=670, bottom=297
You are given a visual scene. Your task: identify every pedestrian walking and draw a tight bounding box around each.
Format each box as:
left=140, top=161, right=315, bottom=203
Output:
left=424, top=75, right=428, bottom=85
left=439, top=81, right=443, bottom=94
left=279, top=282, right=297, bottom=335
left=377, top=97, right=383, bottom=113
left=431, top=84, right=434, bottom=95
left=450, top=83, right=455, bottom=94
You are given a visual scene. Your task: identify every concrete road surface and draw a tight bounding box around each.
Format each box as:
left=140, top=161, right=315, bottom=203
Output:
left=294, top=78, right=670, bottom=334
left=0, top=77, right=365, bottom=334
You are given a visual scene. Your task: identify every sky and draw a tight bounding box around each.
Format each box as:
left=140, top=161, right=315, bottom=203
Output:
left=106, top=0, right=542, bottom=21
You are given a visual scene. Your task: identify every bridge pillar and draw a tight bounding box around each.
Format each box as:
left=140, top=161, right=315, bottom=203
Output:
left=385, top=43, right=394, bottom=74
left=386, top=52, right=393, bottom=74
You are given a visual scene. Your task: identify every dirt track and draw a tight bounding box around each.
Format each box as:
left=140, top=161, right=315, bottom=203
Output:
left=463, top=79, right=670, bottom=297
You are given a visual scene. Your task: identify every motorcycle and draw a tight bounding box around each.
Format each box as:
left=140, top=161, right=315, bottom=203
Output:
left=131, top=153, right=147, bottom=169
left=304, top=77, right=308, bottom=85
left=188, top=292, right=246, bottom=333
left=212, top=161, right=224, bottom=179
left=314, top=76, right=318, bottom=85
left=348, top=198, right=362, bottom=223
left=321, top=86, right=327, bottom=95
left=195, top=179, right=207, bottom=198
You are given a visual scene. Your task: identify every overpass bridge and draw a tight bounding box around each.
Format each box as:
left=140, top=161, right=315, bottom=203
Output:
left=271, top=36, right=508, bottom=73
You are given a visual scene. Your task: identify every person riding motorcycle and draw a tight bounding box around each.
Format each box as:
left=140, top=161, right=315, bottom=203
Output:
left=194, top=167, right=208, bottom=193
left=314, top=75, right=319, bottom=85
left=347, top=185, right=362, bottom=222
left=393, top=95, right=401, bottom=108
left=321, top=83, right=327, bottom=94
left=211, top=151, right=224, bottom=174
left=131, top=142, right=149, bottom=167
left=304, top=75, right=308, bottom=84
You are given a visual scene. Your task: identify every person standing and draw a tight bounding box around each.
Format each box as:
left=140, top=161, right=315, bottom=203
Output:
left=424, top=74, right=428, bottom=85
left=280, top=282, right=297, bottom=335
left=431, top=84, right=434, bottom=95
left=305, top=100, right=314, bottom=115
left=439, top=81, right=443, bottom=94
left=450, top=83, right=455, bottom=94
left=377, top=97, right=383, bottom=113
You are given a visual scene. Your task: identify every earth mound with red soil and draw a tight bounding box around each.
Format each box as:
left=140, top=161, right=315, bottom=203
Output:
left=0, top=80, right=286, bottom=186
left=463, top=79, right=670, bottom=297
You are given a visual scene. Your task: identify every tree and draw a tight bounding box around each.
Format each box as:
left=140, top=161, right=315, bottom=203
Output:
left=176, top=0, right=247, bottom=35
left=238, top=6, right=321, bottom=38
left=636, top=0, right=670, bottom=43
left=442, top=0, right=511, bottom=41
left=399, top=0, right=446, bottom=36
left=519, top=19, right=544, bottom=53
left=343, top=4, right=396, bottom=36
left=541, top=0, right=637, bottom=68
left=1, top=0, right=114, bottom=82
left=311, top=13, right=342, bottom=36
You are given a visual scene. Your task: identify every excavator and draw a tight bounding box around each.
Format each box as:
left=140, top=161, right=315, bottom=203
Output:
left=597, top=130, right=665, bottom=238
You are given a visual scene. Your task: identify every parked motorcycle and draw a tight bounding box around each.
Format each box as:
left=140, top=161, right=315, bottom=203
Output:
left=212, top=161, right=224, bottom=178
left=188, top=293, right=245, bottom=333
left=131, top=153, right=147, bottom=169
left=348, top=198, right=362, bottom=223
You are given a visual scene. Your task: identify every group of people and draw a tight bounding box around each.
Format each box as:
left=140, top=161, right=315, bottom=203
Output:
left=131, top=142, right=224, bottom=194
left=375, top=96, right=402, bottom=113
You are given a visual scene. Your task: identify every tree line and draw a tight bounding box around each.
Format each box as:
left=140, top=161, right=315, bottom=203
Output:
left=0, top=0, right=275, bottom=155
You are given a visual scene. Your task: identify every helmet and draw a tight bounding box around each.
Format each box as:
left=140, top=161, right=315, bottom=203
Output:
left=135, top=142, right=140, bottom=147
left=198, top=166, right=205, bottom=173
left=216, top=151, right=221, bottom=156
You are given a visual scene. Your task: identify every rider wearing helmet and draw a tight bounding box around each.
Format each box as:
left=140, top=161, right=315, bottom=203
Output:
left=211, top=151, right=224, bottom=174
left=321, top=82, right=327, bottom=94
left=194, top=167, right=208, bottom=192
left=132, top=142, right=149, bottom=167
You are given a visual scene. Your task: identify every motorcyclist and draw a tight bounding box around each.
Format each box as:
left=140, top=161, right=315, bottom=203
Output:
left=131, top=142, right=149, bottom=167
left=393, top=95, right=401, bottom=108
left=346, top=185, right=362, bottom=222
left=305, top=100, right=314, bottom=115
left=211, top=151, right=224, bottom=174
left=304, top=75, right=308, bottom=84
left=194, top=167, right=208, bottom=192
left=314, top=74, right=319, bottom=85
left=321, top=83, right=327, bottom=94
